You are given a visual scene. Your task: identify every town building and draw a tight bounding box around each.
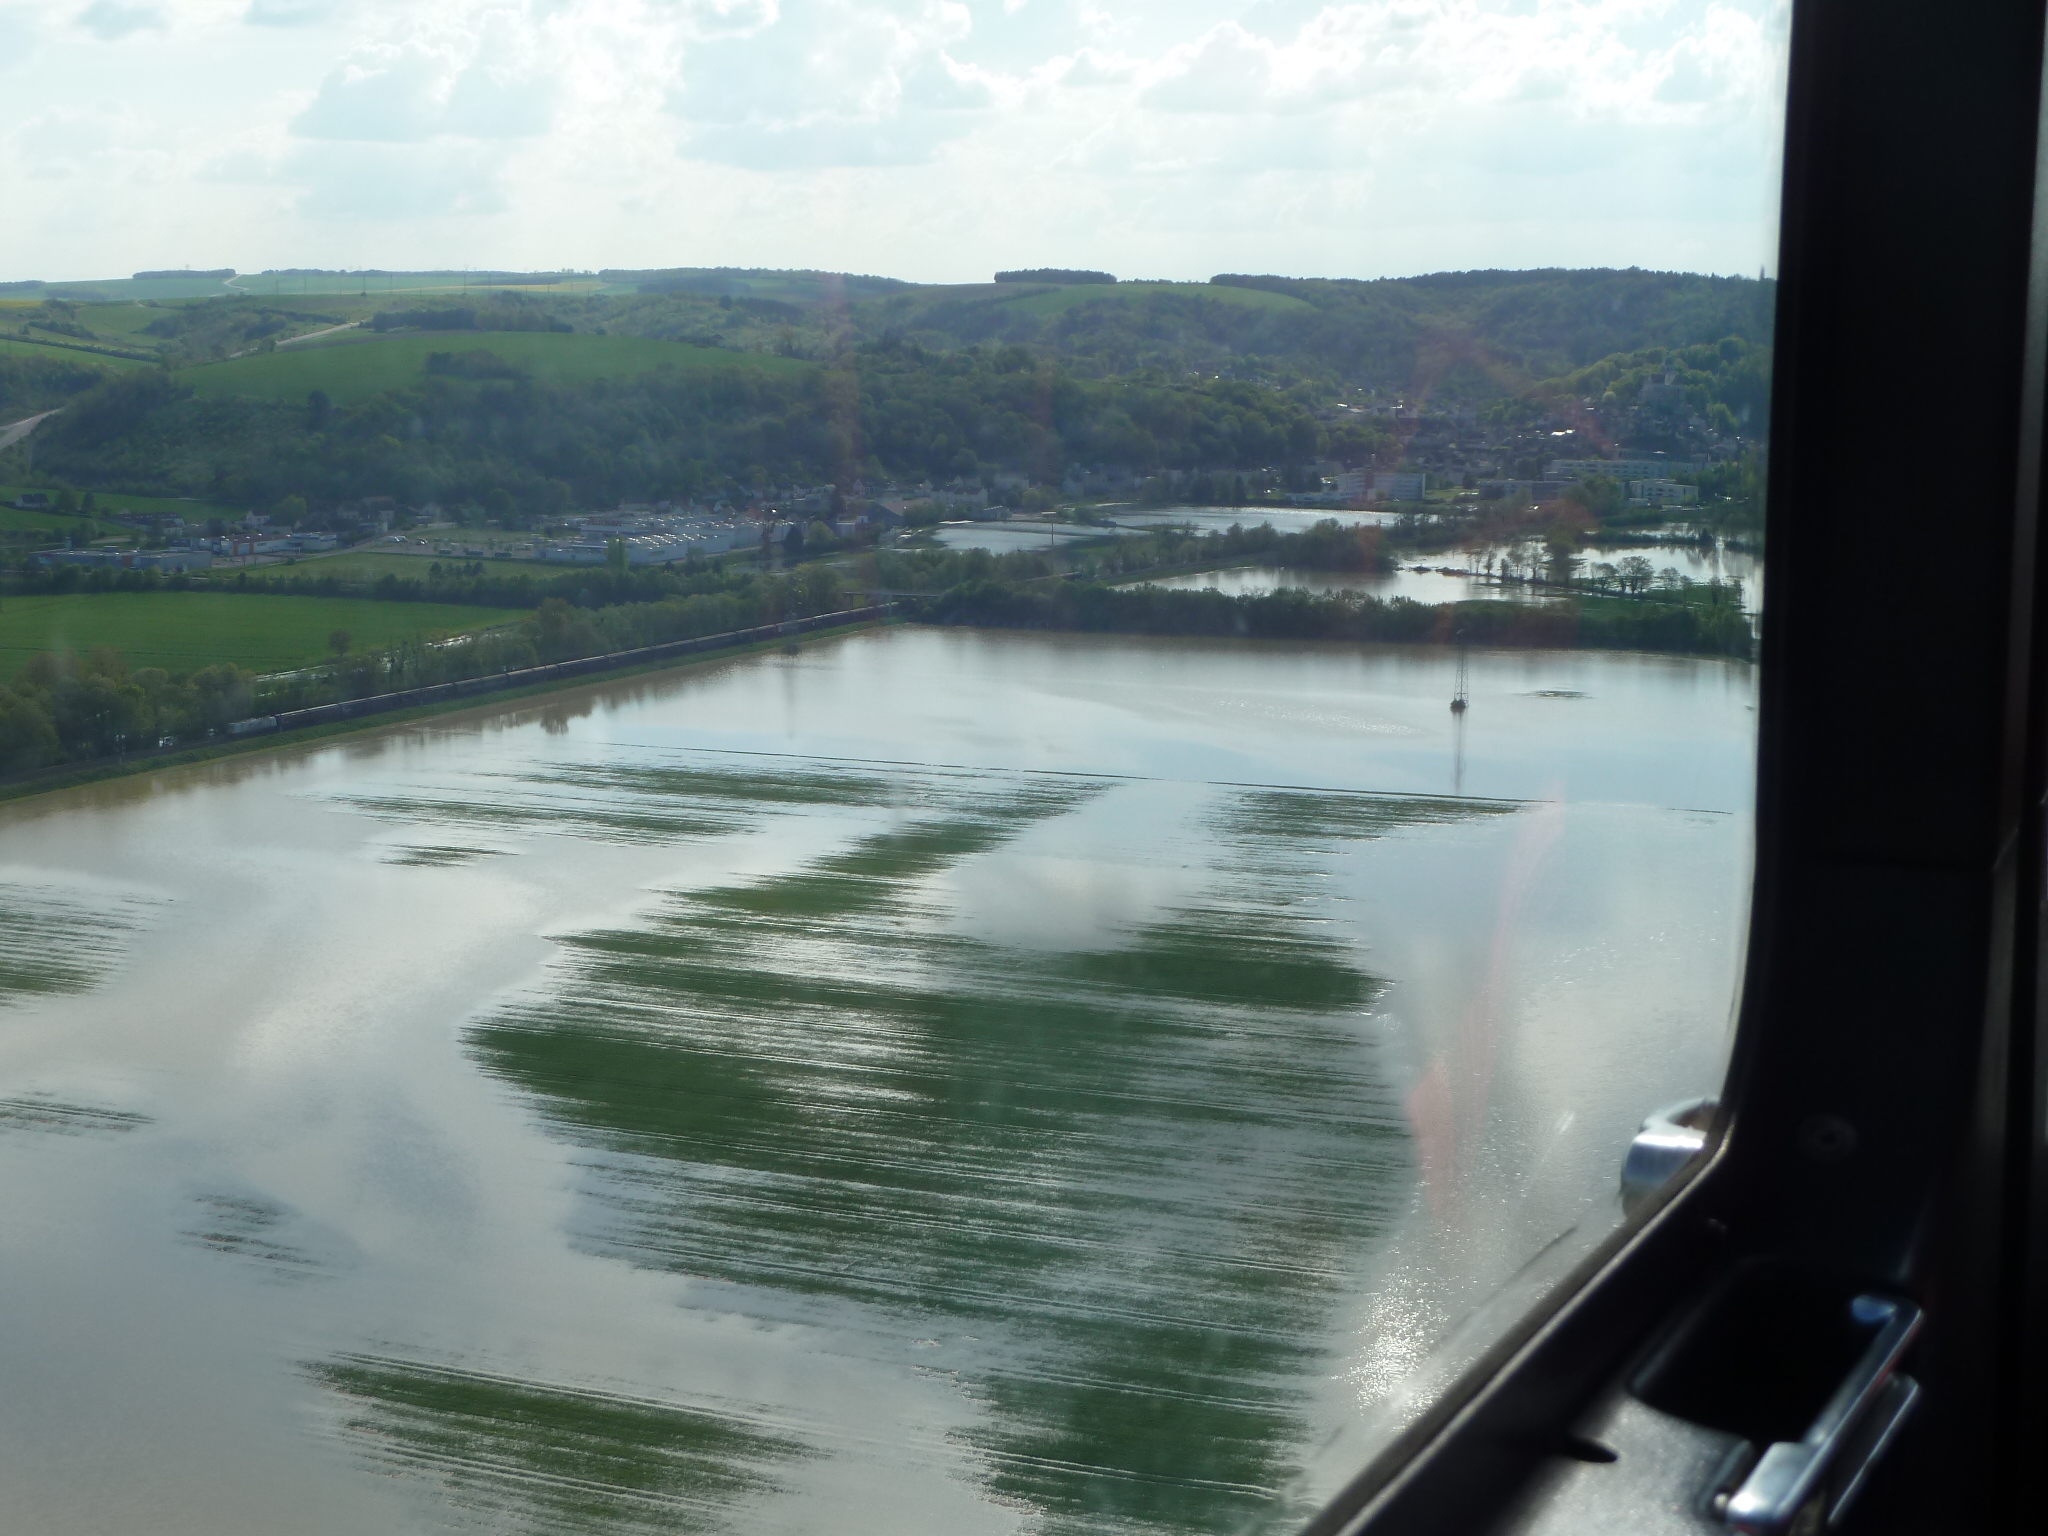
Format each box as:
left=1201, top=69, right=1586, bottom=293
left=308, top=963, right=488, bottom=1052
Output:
left=1626, top=479, right=1701, bottom=507
left=1548, top=457, right=1701, bottom=483
left=36, top=547, right=212, bottom=571
left=1480, top=480, right=1569, bottom=502
left=1370, top=470, right=1428, bottom=503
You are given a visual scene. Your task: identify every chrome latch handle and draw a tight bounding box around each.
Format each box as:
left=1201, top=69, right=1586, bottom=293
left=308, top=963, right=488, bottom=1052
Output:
left=1620, top=1097, right=1717, bottom=1214
left=1717, top=1295, right=1922, bottom=1534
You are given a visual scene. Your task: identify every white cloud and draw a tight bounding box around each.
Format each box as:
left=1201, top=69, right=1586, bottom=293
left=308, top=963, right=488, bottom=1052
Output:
left=0, top=5, right=41, bottom=71
left=0, top=0, right=1793, bottom=283
left=287, top=140, right=511, bottom=217
left=77, top=0, right=164, bottom=39
left=292, top=22, right=556, bottom=142
left=293, top=46, right=450, bottom=140
left=13, top=106, right=170, bottom=185
left=245, top=0, right=331, bottom=25
left=666, top=0, right=987, bottom=166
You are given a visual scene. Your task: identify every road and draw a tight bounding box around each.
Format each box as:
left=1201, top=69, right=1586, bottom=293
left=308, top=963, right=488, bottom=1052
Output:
left=0, top=409, right=58, bottom=454
left=277, top=321, right=360, bottom=348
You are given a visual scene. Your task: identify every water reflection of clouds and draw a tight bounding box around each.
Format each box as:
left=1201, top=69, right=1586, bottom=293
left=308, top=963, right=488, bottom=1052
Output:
left=929, top=780, right=1215, bottom=952
left=0, top=625, right=1756, bottom=1535
left=1305, top=799, right=1747, bottom=1499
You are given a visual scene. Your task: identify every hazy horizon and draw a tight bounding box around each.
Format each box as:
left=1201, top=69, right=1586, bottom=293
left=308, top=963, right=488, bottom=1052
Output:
left=5, top=259, right=1777, bottom=289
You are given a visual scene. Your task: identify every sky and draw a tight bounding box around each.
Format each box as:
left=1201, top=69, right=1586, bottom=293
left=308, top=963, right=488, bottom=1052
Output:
left=0, top=0, right=1792, bottom=286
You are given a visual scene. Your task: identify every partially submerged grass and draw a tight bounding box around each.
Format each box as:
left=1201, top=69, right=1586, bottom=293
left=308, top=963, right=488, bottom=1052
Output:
left=341, top=759, right=911, bottom=850
left=308, top=1355, right=813, bottom=1535
left=443, top=755, right=1516, bottom=1535
left=0, top=1096, right=150, bottom=1135
left=0, top=882, right=147, bottom=1005
left=183, top=1192, right=325, bottom=1282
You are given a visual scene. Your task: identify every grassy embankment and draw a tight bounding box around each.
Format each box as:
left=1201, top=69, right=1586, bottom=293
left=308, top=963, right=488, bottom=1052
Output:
left=183, top=330, right=810, bottom=407
left=0, top=616, right=889, bottom=806
left=296, top=550, right=547, bottom=582
left=0, top=592, right=521, bottom=672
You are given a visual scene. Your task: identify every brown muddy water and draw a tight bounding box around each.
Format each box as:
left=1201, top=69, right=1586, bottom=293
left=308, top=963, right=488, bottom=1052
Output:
left=0, top=626, right=1754, bottom=1535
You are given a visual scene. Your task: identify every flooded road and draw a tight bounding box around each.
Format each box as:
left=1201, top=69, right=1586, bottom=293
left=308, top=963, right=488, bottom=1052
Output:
left=0, top=626, right=1755, bottom=1535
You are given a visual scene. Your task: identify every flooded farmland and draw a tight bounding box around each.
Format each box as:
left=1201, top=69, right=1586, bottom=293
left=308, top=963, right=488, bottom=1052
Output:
left=1130, top=539, right=1762, bottom=614
left=0, top=626, right=1755, bottom=1535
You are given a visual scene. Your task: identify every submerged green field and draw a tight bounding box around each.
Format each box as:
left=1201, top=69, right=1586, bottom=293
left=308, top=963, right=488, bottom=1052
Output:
left=334, top=754, right=1507, bottom=1536
left=0, top=592, right=522, bottom=673
left=183, top=330, right=810, bottom=407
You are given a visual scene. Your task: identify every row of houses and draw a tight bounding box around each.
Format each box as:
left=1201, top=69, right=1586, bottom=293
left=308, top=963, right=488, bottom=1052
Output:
left=35, top=547, right=213, bottom=572
left=1482, top=474, right=1700, bottom=508
left=539, top=519, right=770, bottom=566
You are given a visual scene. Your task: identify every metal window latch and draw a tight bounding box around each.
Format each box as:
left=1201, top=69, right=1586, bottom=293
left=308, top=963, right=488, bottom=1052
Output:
left=1620, top=1097, right=1717, bottom=1215
left=1712, top=1295, right=1923, bottom=1535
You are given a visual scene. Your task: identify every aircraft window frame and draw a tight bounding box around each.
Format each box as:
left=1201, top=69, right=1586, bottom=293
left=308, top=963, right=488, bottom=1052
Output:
left=1303, top=1, right=2048, bottom=1530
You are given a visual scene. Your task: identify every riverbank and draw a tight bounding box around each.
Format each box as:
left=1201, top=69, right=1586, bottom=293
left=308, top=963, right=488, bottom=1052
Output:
left=905, top=579, right=1755, bottom=659
left=0, top=609, right=891, bottom=804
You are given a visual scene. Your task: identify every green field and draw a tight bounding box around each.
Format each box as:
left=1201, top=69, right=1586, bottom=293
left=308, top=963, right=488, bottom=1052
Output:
left=71, top=304, right=176, bottom=338
left=0, top=507, right=74, bottom=534
left=997, top=282, right=1314, bottom=319
left=0, top=486, right=244, bottom=524
left=225, top=274, right=608, bottom=300
left=12, top=276, right=243, bottom=303
left=0, top=336, right=145, bottom=369
left=296, top=550, right=544, bottom=581
left=182, top=330, right=809, bottom=406
left=0, top=593, right=523, bottom=673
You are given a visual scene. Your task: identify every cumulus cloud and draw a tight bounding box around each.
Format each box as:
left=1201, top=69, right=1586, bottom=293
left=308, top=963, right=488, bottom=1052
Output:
left=0, top=6, right=40, bottom=72
left=667, top=0, right=989, bottom=166
left=292, top=26, right=556, bottom=142
left=1059, top=48, right=1134, bottom=88
left=287, top=140, right=511, bottom=217
left=77, top=0, right=164, bottom=39
left=245, top=0, right=331, bottom=25
left=13, top=106, right=169, bottom=185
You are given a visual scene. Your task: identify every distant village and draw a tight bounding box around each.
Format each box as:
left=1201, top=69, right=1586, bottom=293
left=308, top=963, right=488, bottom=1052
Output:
left=13, top=371, right=1738, bottom=576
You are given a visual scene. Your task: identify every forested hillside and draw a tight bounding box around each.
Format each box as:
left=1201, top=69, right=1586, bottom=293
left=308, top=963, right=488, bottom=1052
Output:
left=0, top=353, right=114, bottom=418
left=840, top=268, right=1775, bottom=396
left=8, top=266, right=1772, bottom=407
left=25, top=339, right=1341, bottom=517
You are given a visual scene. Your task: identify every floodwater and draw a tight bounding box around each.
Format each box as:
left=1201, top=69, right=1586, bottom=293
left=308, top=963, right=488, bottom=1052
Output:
left=0, top=626, right=1755, bottom=1535
left=1106, top=506, right=1400, bottom=536
left=929, top=522, right=1140, bottom=554
left=929, top=507, right=1398, bottom=556
left=1134, top=539, right=1763, bottom=614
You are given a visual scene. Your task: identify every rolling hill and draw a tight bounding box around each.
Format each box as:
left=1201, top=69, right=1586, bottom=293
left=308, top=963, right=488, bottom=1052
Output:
left=183, top=330, right=810, bottom=407
left=990, top=281, right=1313, bottom=319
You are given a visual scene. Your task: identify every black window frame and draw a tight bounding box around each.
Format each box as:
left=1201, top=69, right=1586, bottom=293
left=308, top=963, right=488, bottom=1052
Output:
left=1304, top=3, right=2048, bottom=1530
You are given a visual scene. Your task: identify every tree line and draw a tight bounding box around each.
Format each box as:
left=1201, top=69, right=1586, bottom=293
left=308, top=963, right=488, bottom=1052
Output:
left=904, top=579, right=1754, bottom=657
left=0, top=569, right=850, bottom=774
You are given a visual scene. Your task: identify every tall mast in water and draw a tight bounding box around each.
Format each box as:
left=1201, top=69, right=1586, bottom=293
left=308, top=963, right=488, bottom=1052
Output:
left=1450, top=640, right=1469, bottom=713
